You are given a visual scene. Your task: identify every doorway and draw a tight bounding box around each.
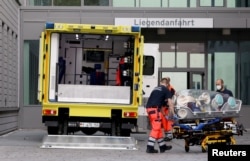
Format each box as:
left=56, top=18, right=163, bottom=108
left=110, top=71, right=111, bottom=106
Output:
left=158, top=42, right=206, bottom=92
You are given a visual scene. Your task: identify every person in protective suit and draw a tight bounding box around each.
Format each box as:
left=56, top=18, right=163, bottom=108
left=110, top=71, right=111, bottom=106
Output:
left=146, top=78, right=174, bottom=153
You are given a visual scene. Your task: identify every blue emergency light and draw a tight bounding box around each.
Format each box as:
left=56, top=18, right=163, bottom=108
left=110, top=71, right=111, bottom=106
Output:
left=45, top=22, right=54, bottom=29
left=131, top=26, right=140, bottom=32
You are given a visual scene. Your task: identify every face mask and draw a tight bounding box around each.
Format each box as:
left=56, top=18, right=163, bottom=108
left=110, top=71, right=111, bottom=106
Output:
left=216, top=85, right=222, bottom=90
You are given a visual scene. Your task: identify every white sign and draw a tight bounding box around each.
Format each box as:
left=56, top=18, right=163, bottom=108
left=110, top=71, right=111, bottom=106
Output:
left=115, top=18, right=213, bottom=28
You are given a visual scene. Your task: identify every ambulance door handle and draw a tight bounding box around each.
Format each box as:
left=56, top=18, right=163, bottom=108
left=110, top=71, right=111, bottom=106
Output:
left=146, top=85, right=150, bottom=87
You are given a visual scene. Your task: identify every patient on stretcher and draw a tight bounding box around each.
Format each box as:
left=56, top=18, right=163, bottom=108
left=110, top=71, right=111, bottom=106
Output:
left=174, top=90, right=242, bottom=119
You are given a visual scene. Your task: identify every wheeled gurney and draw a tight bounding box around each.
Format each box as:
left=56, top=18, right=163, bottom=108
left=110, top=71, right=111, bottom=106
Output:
left=172, top=90, right=245, bottom=152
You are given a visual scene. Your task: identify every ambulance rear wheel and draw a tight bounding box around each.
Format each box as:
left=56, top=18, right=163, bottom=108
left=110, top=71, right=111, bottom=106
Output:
left=81, top=128, right=97, bottom=135
left=111, top=120, right=117, bottom=136
left=121, top=129, right=131, bottom=137
left=48, top=126, right=59, bottom=135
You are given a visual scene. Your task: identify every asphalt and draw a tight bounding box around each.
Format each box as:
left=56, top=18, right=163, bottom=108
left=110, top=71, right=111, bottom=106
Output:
left=0, top=129, right=249, bottom=161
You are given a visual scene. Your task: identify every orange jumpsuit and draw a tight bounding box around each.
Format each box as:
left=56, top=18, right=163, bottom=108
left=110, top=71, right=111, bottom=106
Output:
left=146, top=107, right=164, bottom=139
left=162, top=85, right=175, bottom=133
left=162, top=107, right=174, bottom=132
left=146, top=85, right=172, bottom=153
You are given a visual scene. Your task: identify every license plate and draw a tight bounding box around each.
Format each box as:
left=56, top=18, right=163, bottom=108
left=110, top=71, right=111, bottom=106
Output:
left=79, top=122, right=100, bottom=128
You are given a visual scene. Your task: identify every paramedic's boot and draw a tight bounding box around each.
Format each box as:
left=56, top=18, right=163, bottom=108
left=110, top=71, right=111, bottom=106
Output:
left=146, top=145, right=158, bottom=153
left=160, top=145, right=172, bottom=153
left=164, top=131, right=173, bottom=141
left=164, top=136, right=172, bottom=141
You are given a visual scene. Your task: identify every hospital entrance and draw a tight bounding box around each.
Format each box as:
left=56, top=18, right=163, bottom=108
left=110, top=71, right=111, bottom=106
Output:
left=158, top=42, right=206, bottom=92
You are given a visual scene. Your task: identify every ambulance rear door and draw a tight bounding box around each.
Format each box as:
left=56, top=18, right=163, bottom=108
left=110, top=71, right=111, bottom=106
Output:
left=38, top=32, right=45, bottom=102
left=142, top=43, right=160, bottom=106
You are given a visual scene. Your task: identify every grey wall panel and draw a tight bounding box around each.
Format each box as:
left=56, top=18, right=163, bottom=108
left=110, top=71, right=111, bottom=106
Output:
left=247, top=18, right=250, bottom=28
left=48, top=10, right=81, bottom=18
left=0, top=29, right=1, bottom=47
left=214, top=18, right=246, bottom=28
left=0, top=0, right=19, bottom=32
left=22, top=11, right=48, bottom=21
left=112, top=12, right=145, bottom=18
left=144, top=12, right=207, bottom=18
left=207, top=12, right=242, bottom=18
left=0, top=113, right=18, bottom=124
left=0, top=110, right=18, bottom=135
left=80, top=10, right=113, bottom=17
left=46, top=18, right=81, bottom=24
left=22, top=22, right=45, bottom=40
left=0, top=0, right=19, bottom=135
left=80, top=17, right=113, bottom=25
left=21, top=106, right=45, bottom=129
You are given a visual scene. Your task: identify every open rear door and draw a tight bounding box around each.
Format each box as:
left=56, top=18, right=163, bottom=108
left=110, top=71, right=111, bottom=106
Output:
left=138, top=43, right=160, bottom=116
left=137, top=36, right=144, bottom=106
left=142, top=43, right=160, bottom=101
left=37, top=32, right=45, bottom=102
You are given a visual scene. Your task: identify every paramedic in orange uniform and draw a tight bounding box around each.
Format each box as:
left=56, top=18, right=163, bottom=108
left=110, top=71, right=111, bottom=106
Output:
left=162, top=77, right=176, bottom=141
left=146, top=78, right=174, bottom=153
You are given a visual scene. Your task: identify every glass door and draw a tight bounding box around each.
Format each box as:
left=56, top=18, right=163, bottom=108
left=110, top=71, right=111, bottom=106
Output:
left=189, top=71, right=205, bottom=89
left=158, top=42, right=206, bottom=92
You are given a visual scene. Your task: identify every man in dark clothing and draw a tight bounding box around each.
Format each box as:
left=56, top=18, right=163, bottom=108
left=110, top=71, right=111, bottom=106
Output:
left=215, top=78, right=233, bottom=97
left=145, top=78, right=174, bottom=153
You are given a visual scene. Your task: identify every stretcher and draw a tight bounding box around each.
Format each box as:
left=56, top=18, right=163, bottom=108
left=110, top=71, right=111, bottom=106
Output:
left=172, top=90, right=246, bottom=152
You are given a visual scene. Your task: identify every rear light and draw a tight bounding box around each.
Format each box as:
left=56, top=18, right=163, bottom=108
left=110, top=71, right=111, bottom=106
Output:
left=43, top=109, right=57, bottom=115
left=124, top=112, right=137, bottom=118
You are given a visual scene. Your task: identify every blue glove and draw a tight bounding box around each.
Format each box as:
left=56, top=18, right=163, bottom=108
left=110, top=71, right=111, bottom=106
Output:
left=166, top=114, right=179, bottom=120
left=173, top=114, right=180, bottom=120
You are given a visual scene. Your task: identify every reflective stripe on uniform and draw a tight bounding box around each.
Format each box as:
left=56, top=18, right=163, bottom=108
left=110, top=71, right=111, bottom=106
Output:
left=157, top=138, right=165, bottom=146
left=147, top=137, right=156, bottom=146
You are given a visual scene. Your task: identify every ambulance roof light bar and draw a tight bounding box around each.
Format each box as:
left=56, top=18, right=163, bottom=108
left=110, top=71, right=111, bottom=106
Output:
left=131, top=26, right=140, bottom=32
left=45, top=22, right=141, bottom=33
left=45, top=22, right=54, bottom=29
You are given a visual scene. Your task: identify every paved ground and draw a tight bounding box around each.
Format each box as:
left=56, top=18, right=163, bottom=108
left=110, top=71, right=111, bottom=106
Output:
left=0, top=129, right=249, bottom=161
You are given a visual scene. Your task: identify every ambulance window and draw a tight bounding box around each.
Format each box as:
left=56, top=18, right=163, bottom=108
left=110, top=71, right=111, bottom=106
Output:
left=143, top=56, right=154, bottom=75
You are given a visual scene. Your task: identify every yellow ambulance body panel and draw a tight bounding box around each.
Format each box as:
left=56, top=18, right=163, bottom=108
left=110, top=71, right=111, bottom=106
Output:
left=39, top=22, right=143, bottom=136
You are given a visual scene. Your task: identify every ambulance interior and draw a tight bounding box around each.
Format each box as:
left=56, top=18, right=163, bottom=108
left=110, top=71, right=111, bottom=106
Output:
left=49, top=33, right=136, bottom=104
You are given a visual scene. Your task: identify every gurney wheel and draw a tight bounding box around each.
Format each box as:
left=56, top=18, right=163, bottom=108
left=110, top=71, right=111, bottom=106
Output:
left=185, top=145, right=189, bottom=152
left=201, top=146, right=207, bottom=153
left=184, top=139, right=189, bottom=152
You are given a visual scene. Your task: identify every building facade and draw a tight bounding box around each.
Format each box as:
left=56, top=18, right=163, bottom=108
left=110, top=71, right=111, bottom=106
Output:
left=0, top=0, right=20, bottom=135
left=1, top=0, right=250, bottom=133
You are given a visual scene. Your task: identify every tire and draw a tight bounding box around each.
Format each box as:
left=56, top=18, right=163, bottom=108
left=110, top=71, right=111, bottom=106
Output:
left=48, top=126, right=59, bottom=135
left=121, top=129, right=131, bottom=137
left=202, top=146, right=207, bottom=153
left=81, top=128, right=98, bottom=135
left=111, top=120, right=117, bottom=136
left=63, top=120, right=68, bottom=135
left=185, top=139, right=190, bottom=152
